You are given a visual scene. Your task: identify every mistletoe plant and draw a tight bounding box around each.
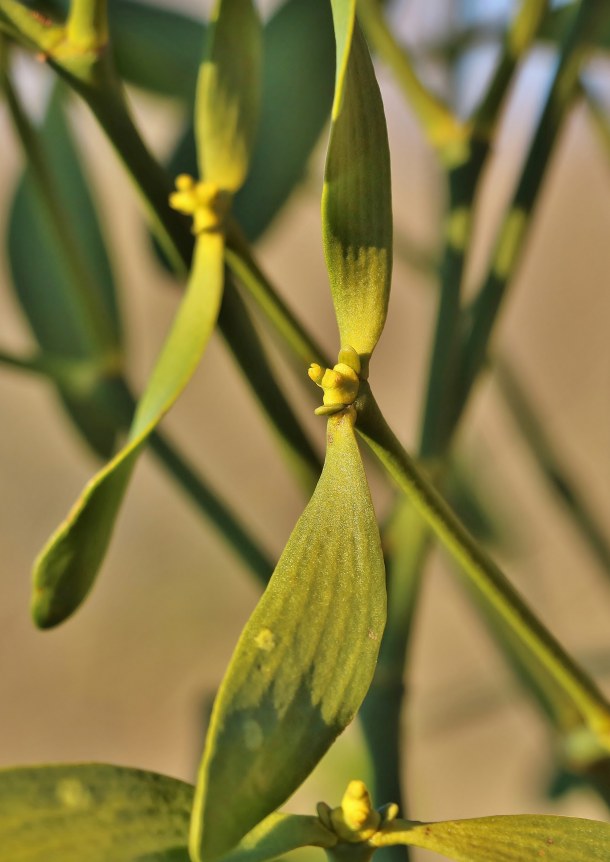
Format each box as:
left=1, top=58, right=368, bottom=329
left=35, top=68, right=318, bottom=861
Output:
left=1, top=0, right=610, bottom=860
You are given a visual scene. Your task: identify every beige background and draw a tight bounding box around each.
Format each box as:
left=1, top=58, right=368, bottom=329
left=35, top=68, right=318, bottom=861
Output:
left=1, top=2, right=610, bottom=859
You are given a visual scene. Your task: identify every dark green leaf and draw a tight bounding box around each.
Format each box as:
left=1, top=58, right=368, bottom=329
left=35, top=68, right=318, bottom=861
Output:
left=8, top=86, right=121, bottom=456
left=110, top=1, right=204, bottom=101
left=196, top=0, right=262, bottom=190
left=31, top=232, right=225, bottom=628
left=190, top=411, right=386, bottom=862
left=323, top=1, right=392, bottom=371
left=0, top=763, right=192, bottom=861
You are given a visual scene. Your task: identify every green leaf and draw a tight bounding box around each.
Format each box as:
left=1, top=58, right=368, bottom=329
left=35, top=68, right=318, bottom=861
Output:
left=24, top=0, right=204, bottom=100
left=190, top=410, right=386, bottom=862
left=197, top=0, right=262, bottom=190
left=8, top=86, right=122, bottom=457
left=322, top=1, right=392, bottom=371
left=110, top=1, right=204, bottom=101
left=163, top=0, right=334, bottom=245
left=380, top=814, right=610, bottom=861
left=0, top=763, right=192, bottom=861
left=234, top=0, right=335, bottom=240
left=219, top=813, right=336, bottom=862
left=31, top=232, right=225, bottom=628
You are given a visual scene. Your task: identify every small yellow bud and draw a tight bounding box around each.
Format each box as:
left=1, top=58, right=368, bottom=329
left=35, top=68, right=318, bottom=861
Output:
left=169, top=175, right=231, bottom=233
left=309, top=347, right=361, bottom=416
left=175, top=173, right=195, bottom=192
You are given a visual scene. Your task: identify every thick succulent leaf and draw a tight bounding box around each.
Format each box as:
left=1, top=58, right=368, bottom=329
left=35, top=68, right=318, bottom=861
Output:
left=322, top=1, right=392, bottom=369
left=8, top=86, right=121, bottom=456
left=196, top=0, right=262, bottom=190
left=190, top=411, right=386, bottom=862
left=31, top=233, right=225, bottom=628
left=0, top=763, right=192, bottom=861
left=382, top=814, right=610, bottom=861
left=220, top=813, right=336, bottom=862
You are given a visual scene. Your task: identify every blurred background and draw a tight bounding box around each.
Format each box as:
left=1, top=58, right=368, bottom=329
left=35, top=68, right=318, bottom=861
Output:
left=1, top=1, right=610, bottom=858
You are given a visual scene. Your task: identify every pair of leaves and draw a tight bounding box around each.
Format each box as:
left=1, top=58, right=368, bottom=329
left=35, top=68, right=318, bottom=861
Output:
left=189, top=2, right=392, bottom=859
left=31, top=0, right=262, bottom=627
left=2, top=764, right=609, bottom=862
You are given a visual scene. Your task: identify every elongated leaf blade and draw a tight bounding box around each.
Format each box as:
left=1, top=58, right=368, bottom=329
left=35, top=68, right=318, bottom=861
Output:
left=9, top=89, right=120, bottom=353
left=0, top=763, right=192, bottom=861
left=31, top=233, right=225, bottom=628
left=384, top=814, right=610, bottom=861
left=9, top=87, right=121, bottom=456
left=322, top=2, right=392, bottom=369
left=234, top=0, right=335, bottom=240
left=190, top=411, right=386, bottom=862
left=220, top=813, right=336, bottom=862
left=197, top=0, right=262, bottom=190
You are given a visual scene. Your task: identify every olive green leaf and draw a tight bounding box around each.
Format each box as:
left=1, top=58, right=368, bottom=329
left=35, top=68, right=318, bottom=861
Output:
left=190, top=409, right=386, bottom=862
left=376, top=814, right=610, bottom=861
left=196, top=0, right=262, bottom=190
left=219, top=813, right=336, bottom=862
left=322, top=0, right=392, bottom=373
left=0, top=763, right=192, bottom=861
left=31, top=0, right=263, bottom=628
left=32, top=232, right=224, bottom=628
left=8, top=86, right=122, bottom=458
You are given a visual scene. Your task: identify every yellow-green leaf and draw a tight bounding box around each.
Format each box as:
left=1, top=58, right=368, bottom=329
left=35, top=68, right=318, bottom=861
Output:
left=190, top=410, right=386, bottom=862
left=379, top=814, right=610, bottom=861
left=196, top=0, right=262, bottom=191
left=0, top=763, right=192, bottom=861
left=31, top=232, right=225, bottom=628
left=322, top=0, right=392, bottom=372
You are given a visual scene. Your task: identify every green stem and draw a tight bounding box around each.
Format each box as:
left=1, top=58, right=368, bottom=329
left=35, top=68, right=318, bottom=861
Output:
left=0, top=0, right=64, bottom=53
left=218, top=276, right=323, bottom=496
left=51, top=54, right=191, bottom=277
left=496, top=360, right=610, bottom=579
left=1, top=48, right=117, bottom=355
left=66, top=0, right=107, bottom=51
left=418, top=140, right=486, bottom=458
left=355, top=382, right=610, bottom=747
left=225, top=221, right=329, bottom=369
left=456, top=0, right=607, bottom=418
left=355, top=0, right=466, bottom=161
left=148, top=431, right=273, bottom=586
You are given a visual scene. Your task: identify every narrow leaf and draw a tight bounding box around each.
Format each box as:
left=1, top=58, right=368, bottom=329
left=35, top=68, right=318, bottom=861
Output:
left=322, top=1, right=392, bottom=369
left=8, top=86, right=121, bottom=456
left=31, top=232, right=224, bottom=628
left=234, top=0, right=335, bottom=240
left=190, top=410, right=386, bottom=862
left=219, top=813, right=336, bottom=862
left=163, top=0, right=334, bottom=245
left=197, top=0, right=262, bottom=190
left=380, top=814, right=610, bottom=861
left=0, top=763, right=192, bottom=861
